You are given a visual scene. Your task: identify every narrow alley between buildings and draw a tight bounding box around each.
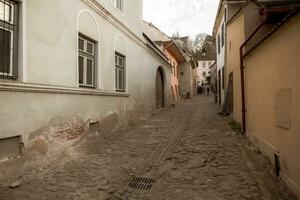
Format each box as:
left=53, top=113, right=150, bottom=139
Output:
left=0, top=95, right=296, bottom=200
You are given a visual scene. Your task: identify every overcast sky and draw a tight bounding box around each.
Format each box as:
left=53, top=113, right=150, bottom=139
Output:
left=143, top=0, right=219, bottom=38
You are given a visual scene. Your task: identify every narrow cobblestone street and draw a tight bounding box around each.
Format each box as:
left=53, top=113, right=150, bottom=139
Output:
left=0, top=95, right=295, bottom=200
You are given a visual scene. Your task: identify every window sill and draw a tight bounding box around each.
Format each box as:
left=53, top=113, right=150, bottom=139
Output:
left=79, top=84, right=97, bottom=89
left=0, top=81, right=130, bottom=97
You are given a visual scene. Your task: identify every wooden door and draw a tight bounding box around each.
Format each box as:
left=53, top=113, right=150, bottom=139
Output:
left=155, top=68, right=164, bottom=107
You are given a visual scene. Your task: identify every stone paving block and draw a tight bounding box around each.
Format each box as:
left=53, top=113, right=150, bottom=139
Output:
left=0, top=96, right=297, bottom=200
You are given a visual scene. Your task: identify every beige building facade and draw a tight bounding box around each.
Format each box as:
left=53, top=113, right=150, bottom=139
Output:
left=0, top=0, right=171, bottom=154
left=178, top=58, right=197, bottom=98
left=213, top=0, right=249, bottom=105
left=226, top=11, right=245, bottom=122
left=225, top=1, right=300, bottom=197
left=244, top=14, right=300, bottom=197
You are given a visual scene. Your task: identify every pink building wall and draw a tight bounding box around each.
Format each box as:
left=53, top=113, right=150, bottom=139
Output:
left=164, top=50, right=180, bottom=103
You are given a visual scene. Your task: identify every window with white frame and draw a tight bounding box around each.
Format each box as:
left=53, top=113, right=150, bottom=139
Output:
left=115, top=52, right=125, bottom=92
left=111, top=0, right=123, bottom=12
left=0, top=0, right=18, bottom=79
left=78, top=34, right=96, bottom=87
left=202, top=62, right=206, bottom=68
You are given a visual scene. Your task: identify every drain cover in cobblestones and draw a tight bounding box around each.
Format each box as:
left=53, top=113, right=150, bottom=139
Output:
left=128, top=177, right=156, bottom=190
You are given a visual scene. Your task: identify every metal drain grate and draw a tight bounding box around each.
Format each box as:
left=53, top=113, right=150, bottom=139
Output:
left=128, top=177, right=155, bottom=190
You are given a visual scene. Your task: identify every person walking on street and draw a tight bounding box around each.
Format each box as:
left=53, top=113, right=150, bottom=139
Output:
left=206, top=86, right=210, bottom=96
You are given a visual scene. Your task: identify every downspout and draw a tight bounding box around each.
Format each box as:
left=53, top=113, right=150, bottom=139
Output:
left=239, top=10, right=267, bottom=134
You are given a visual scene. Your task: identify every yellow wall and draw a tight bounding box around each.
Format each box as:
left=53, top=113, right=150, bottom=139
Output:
left=226, top=13, right=245, bottom=124
left=244, top=14, right=300, bottom=197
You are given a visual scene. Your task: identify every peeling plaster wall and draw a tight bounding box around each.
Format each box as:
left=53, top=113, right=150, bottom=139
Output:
left=0, top=0, right=171, bottom=146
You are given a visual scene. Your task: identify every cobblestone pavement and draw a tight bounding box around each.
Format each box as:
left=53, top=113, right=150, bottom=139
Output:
left=0, top=95, right=296, bottom=200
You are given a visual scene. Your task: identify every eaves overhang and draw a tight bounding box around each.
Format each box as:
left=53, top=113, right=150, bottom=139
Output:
left=162, top=41, right=186, bottom=64
left=143, top=33, right=170, bottom=65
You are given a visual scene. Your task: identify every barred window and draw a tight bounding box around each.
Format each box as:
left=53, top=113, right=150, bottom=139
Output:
left=0, top=0, right=18, bottom=79
left=115, top=52, right=125, bottom=92
left=78, top=34, right=96, bottom=87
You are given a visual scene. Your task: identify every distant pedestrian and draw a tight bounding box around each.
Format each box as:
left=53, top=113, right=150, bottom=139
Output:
left=206, top=86, right=210, bottom=96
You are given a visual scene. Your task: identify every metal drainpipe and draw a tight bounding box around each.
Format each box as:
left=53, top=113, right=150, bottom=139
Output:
left=239, top=11, right=267, bottom=134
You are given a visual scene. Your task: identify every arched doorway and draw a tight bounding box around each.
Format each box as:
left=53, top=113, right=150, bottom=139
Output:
left=155, top=67, right=165, bottom=108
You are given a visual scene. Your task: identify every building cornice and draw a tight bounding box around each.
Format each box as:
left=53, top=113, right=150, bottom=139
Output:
left=0, top=81, right=130, bottom=97
left=213, top=0, right=225, bottom=36
left=81, top=0, right=169, bottom=66
left=82, top=0, right=144, bottom=45
left=213, top=0, right=247, bottom=36
left=244, top=10, right=299, bottom=59
left=143, top=33, right=169, bottom=62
